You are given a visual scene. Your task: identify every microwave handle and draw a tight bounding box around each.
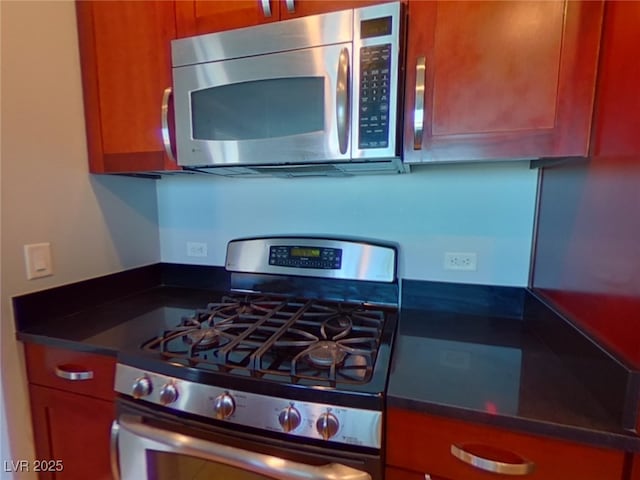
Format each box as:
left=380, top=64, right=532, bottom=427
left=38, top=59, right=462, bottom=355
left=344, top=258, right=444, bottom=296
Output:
left=413, top=56, right=426, bottom=150
left=117, top=415, right=371, bottom=480
left=161, top=87, right=177, bottom=163
left=336, top=47, right=350, bottom=155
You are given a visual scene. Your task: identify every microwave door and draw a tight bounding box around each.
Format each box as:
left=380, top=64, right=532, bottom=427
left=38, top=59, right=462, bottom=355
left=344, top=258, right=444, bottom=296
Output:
left=173, top=44, right=352, bottom=168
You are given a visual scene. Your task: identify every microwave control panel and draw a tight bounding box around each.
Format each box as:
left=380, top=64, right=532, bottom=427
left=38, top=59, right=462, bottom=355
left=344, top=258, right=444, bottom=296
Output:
left=358, top=44, right=392, bottom=149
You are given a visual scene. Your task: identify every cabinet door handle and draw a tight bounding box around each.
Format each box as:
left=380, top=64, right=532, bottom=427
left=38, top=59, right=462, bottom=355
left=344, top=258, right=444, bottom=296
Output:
left=451, top=444, right=535, bottom=476
left=54, top=365, right=94, bottom=381
left=285, top=0, right=295, bottom=13
left=336, top=47, right=350, bottom=155
left=413, top=56, right=426, bottom=150
left=261, top=0, right=272, bottom=17
left=161, top=87, right=177, bottom=164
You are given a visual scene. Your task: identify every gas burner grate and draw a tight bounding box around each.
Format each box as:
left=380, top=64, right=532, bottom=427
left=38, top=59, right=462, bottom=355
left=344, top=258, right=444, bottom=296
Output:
left=141, top=294, right=387, bottom=386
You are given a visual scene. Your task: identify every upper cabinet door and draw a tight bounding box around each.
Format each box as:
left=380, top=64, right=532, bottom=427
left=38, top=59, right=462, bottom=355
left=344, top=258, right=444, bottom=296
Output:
left=175, top=1, right=281, bottom=37
left=405, top=0, right=604, bottom=163
left=278, top=0, right=388, bottom=20
left=175, top=1, right=390, bottom=37
left=76, top=1, right=178, bottom=173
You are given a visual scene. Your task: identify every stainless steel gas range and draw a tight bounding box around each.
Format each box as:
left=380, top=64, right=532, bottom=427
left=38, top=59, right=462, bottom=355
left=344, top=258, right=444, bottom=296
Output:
left=111, top=236, right=399, bottom=480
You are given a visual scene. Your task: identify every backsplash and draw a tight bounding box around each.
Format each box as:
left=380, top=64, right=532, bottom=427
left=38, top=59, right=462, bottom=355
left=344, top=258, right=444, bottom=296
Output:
left=158, top=161, right=538, bottom=286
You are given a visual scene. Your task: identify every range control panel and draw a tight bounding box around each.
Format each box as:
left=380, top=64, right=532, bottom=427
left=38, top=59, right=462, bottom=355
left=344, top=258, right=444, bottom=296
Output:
left=269, top=246, right=343, bottom=270
left=358, top=44, right=392, bottom=149
left=115, top=364, right=382, bottom=449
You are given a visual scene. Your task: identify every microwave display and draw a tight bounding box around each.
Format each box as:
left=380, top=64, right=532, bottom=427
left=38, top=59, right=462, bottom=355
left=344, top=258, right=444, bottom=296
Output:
left=361, top=16, right=392, bottom=39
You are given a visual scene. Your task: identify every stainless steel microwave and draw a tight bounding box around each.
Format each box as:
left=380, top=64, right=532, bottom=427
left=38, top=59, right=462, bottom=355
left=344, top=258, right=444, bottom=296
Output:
left=170, top=2, right=405, bottom=177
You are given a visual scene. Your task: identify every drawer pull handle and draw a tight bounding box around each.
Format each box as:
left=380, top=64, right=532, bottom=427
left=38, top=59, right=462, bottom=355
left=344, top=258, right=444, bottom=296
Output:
left=55, top=365, right=94, bottom=381
left=451, top=444, right=535, bottom=476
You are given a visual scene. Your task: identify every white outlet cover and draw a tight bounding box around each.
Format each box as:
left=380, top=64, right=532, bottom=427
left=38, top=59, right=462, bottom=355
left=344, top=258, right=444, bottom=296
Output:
left=444, top=252, right=478, bottom=271
left=24, top=243, right=53, bottom=280
left=186, top=242, right=208, bottom=257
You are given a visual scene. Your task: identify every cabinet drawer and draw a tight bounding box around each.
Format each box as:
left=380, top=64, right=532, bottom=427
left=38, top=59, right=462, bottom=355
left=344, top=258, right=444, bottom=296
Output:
left=387, top=466, right=448, bottom=480
left=386, top=408, right=625, bottom=480
left=24, top=343, right=116, bottom=401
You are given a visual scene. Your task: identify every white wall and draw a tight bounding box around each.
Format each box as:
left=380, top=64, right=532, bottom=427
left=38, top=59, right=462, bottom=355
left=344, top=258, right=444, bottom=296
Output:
left=158, top=161, right=538, bottom=286
left=0, top=2, right=160, bottom=477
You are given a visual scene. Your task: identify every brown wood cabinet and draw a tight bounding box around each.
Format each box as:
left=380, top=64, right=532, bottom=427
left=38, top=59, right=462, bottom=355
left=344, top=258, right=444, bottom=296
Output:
left=25, top=343, right=116, bottom=480
left=175, top=0, right=388, bottom=37
left=175, top=0, right=280, bottom=37
left=386, top=408, right=626, bottom=480
left=531, top=0, right=640, bottom=377
left=404, top=0, right=603, bottom=164
left=76, top=1, right=179, bottom=174
left=632, top=455, right=640, bottom=480
left=387, top=467, right=447, bottom=480
left=278, top=0, right=388, bottom=20
left=629, top=453, right=640, bottom=480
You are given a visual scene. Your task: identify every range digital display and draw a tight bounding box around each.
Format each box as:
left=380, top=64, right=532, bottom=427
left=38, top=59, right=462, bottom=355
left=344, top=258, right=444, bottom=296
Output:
left=269, top=245, right=342, bottom=269
left=291, top=248, right=321, bottom=258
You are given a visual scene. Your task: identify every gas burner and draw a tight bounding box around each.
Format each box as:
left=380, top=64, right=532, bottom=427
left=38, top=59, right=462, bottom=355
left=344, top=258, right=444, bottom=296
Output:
left=183, top=328, right=220, bottom=347
left=320, top=315, right=352, bottom=341
left=306, top=341, right=347, bottom=368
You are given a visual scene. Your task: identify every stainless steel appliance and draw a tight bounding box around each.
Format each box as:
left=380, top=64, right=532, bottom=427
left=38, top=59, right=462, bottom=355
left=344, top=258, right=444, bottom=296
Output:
left=111, top=236, right=399, bottom=480
left=169, top=3, right=406, bottom=177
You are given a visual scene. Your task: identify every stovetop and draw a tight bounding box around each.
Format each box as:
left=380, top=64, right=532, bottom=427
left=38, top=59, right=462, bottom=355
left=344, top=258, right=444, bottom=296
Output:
left=117, top=292, right=398, bottom=402
left=115, top=292, right=397, bottom=449
left=141, top=294, right=393, bottom=388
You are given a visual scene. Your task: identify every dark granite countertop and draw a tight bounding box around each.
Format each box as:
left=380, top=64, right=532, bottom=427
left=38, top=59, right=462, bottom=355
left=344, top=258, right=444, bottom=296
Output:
left=389, top=281, right=640, bottom=452
left=16, top=285, right=223, bottom=356
left=13, top=265, right=640, bottom=452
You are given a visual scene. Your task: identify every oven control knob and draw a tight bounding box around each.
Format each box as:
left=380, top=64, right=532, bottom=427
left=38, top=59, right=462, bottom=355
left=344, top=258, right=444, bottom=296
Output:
left=213, top=392, right=235, bottom=419
left=159, top=383, right=179, bottom=405
left=316, top=412, right=339, bottom=440
left=278, top=405, right=301, bottom=432
left=132, top=376, right=152, bottom=399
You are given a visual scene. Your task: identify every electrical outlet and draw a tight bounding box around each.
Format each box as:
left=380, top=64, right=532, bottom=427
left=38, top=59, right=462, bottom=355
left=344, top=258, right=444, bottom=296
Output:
left=444, top=252, right=477, bottom=271
left=186, top=242, right=208, bottom=257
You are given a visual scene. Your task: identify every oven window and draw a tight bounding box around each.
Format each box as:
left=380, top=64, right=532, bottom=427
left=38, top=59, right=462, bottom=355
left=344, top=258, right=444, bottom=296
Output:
left=149, top=451, right=274, bottom=480
left=191, top=77, right=325, bottom=141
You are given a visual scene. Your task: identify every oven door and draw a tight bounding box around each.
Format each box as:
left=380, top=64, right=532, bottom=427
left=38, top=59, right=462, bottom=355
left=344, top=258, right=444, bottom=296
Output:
left=173, top=43, right=353, bottom=168
left=112, top=402, right=379, bottom=480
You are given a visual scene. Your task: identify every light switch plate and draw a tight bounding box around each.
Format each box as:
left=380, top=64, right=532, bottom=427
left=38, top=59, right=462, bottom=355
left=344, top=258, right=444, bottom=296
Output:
left=24, top=243, right=53, bottom=280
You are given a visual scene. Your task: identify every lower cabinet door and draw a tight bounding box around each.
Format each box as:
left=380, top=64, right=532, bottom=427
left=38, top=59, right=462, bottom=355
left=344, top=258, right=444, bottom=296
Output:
left=386, top=409, right=625, bottom=480
left=632, top=454, right=640, bottom=480
left=387, top=466, right=449, bottom=480
left=29, top=384, right=114, bottom=480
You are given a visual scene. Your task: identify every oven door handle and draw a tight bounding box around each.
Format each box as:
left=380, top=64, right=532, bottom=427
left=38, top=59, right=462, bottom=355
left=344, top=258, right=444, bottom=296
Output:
left=110, top=421, right=121, bottom=480
left=118, top=415, right=371, bottom=480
